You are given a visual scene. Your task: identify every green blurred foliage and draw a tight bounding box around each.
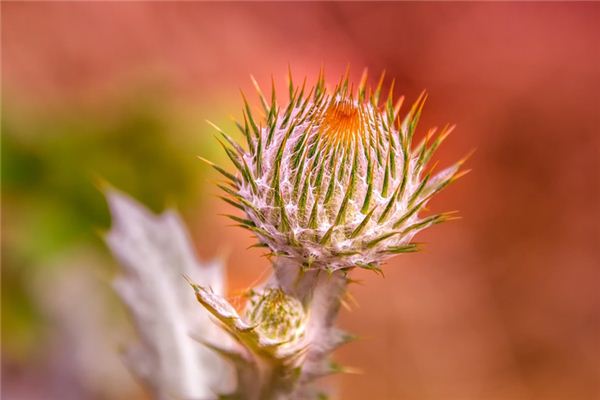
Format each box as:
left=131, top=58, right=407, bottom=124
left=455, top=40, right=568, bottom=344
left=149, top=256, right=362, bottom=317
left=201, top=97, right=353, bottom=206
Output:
left=1, top=94, right=221, bottom=360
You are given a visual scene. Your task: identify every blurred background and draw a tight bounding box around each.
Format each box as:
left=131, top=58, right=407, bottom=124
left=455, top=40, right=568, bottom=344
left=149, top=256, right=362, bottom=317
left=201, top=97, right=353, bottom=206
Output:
left=2, top=3, right=599, bottom=399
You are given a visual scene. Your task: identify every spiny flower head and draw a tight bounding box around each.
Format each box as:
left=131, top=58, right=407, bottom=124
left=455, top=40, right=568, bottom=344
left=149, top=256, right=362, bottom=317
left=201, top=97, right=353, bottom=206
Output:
left=207, top=69, right=468, bottom=272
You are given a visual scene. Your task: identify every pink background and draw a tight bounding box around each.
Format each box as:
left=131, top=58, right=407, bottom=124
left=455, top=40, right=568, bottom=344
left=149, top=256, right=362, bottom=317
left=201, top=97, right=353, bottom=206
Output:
left=3, top=3, right=599, bottom=399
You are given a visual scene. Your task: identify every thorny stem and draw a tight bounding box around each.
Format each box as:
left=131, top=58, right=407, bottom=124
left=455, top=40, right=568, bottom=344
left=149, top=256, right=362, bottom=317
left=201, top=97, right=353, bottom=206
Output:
left=256, top=257, right=349, bottom=398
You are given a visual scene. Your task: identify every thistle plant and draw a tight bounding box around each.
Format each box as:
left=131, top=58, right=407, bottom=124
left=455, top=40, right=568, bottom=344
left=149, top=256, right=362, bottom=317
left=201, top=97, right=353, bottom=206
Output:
left=105, top=69, right=467, bottom=400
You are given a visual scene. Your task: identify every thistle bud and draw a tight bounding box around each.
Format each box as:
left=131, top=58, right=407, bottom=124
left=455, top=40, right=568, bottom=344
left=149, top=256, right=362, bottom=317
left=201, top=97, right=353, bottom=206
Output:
left=245, top=288, right=306, bottom=344
left=210, top=70, right=467, bottom=272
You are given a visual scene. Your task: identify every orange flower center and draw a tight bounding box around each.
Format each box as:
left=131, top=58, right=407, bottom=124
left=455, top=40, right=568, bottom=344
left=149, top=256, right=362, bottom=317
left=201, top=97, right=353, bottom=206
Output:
left=321, top=99, right=363, bottom=145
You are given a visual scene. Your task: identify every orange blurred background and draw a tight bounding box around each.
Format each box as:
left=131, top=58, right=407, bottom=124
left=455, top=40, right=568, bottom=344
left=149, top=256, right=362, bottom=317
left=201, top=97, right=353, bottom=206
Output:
left=2, top=3, right=599, bottom=400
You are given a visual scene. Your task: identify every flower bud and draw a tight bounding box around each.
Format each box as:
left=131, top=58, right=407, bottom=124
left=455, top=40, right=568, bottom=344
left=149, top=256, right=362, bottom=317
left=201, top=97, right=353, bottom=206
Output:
left=245, top=288, right=306, bottom=344
left=210, top=70, right=467, bottom=272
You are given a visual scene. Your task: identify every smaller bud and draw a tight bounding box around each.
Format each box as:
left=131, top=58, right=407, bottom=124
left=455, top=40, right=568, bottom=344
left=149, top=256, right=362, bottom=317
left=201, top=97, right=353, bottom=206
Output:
left=245, top=288, right=306, bottom=344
